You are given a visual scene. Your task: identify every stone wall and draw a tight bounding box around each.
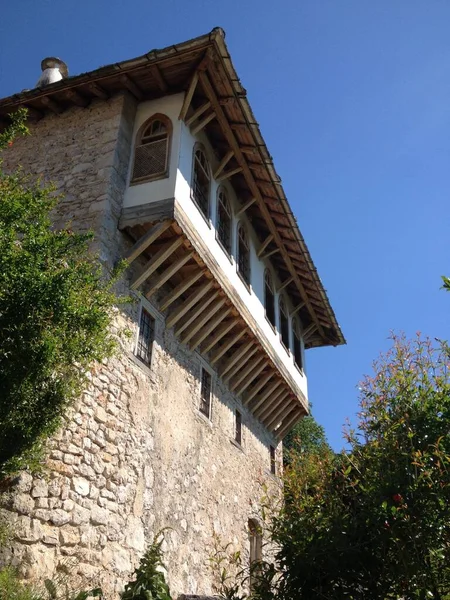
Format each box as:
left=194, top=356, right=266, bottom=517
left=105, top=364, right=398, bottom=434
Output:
left=0, top=95, right=282, bottom=598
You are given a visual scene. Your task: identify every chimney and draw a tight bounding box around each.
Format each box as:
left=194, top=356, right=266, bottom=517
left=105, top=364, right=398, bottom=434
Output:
left=36, top=57, right=68, bottom=87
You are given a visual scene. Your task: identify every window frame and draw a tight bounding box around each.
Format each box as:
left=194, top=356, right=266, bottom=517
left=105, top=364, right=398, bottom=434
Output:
left=130, top=113, right=172, bottom=185
left=269, top=445, right=276, bottom=475
left=199, top=365, right=213, bottom=420
left=134, top=304, right=156, bottom=368
left=191, top=143, right=211, bottom=221
left=236, top=222, right=251, bottom=290
left=279, top=295, right=290, bottom=353
left=234, top=408, right=242, bottom=446
left=292, top=317, right=304, bottom=373
left=264, top=269, right=276, bottom=331
left=216, top=186, right=233, bottom=257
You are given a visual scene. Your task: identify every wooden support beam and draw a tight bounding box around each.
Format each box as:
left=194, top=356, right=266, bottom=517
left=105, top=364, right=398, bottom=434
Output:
left=198, top=69, right=326, bottom=341
left=229, top=355, right=265, bottom=393
left=179, top=72, right=199, bottom=121
left=88, top=82, right=109, bottom=100
left=257, top=234, right=274, bottom=258
left=260, top=248, right=280, bottom=260
left=223, top=346, right=258, bottom=384
left=131, top=237, right=184, bottom=289
left=303, top=322, right=317, bottom=340
left=216, top=166, right=243, bottom=182
left=145, top=252, right=194, bottom=298
left=191, top=112, right=216, bottom=136
left=181, top=297, right=227, bottom=345
left=120, top=75, right=143, bottom=100
left=277, top=277, right=294, bottom=293
left=185, top=101, right=211, bottom=126
left=250, top=380, right=283, bottom=414
left=220, top=341, right=255, bottom=379
left=65, top=89, right=89, bottom=107
left=235, top=197, right=256, bottom=217
left=201, top=318, right=238, bottom=354
left=166, top=280, right=214, bottom=328
left=256, top=389, right=289, bottom=421
left=24, top=105, right=44, bottom=120
left=151, top=65, right=169, bottom=92
left=213, top=150, right=234, bottom=179
left=234, top=359, right=268, bottom=397
left=210, top=329, right=246, bottom=365
left=276, top=409, right=303, bottom=440
left=160, top=269, right=205, bottom=312
left=290, top=301, right=306, bottom=316
left=123, top=220, right=172, bottom=266
left=41, top=96, right=62, bottom=114
left=175, top=290, right=220, bottom=336
left=190, top=307, right=232, bottom=351
left=240, top=145, right=259, bottom=156
left=244, top=371, right=275, bottom=405
left=267, top=400, right=296, bottom=432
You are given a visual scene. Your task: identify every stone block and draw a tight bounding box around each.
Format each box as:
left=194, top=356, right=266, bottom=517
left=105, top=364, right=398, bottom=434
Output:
left=73, top=477, right=90, bottom=496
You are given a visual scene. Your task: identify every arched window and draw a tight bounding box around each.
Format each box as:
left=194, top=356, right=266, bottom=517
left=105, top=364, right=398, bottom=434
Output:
left=292, top=317, right=303, bottom=371
left=131, top=114, right=171, bottom=183
left=216, top=188, right=232, bottom=254
left=264, top=270, right=276, bottom=329
left=248, top=519, right=263, bottom=590
left=191, top=144, right=210, bottom=218
left=237, top=223, right=251, bottom=286
left=279, top=296, right=289, bottom=350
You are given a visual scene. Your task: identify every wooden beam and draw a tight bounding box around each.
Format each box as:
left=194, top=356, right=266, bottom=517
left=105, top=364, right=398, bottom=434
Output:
left=179, top=72, right=199, bottom=121
left=235, top=197, right=256, bottom=217
left=123, top=220, right=172, bottom=266
left=267, top=400, right=296, bottom=432
left=303, top=322, right=317, bottom=340
left=175, top=291, right=220, bottom=336
left=216, top=166, right=243, bottom=182
left=151, top=65, right=169, bottom=92
left=250, top=380, right=283, bottom=414
left=65, top=89, right=89, bottom=107
left=88, top=82, right=109, bottom=100
left=276, top=409, right=303, bottom=440
left=131, top=237, right=184, bottom=289
left=201, top=318, right=238, bottom=354
left=24, top=105, right=44, bottom=120
left=190, top=307, right=232, bottom=350
left=220, top=341, right=255, bottom=379
left=41, top=96, right=62, bottom=114
left=223, top=346, right=258, bottom=384
left=198, top=70, right=326, bottom=341
left=145, top=252, right=194, bottom=298
left=160, top=270, right=204, bottom=311
left=191, top=112, right=216, bottom=136
left=234, top=359, right=268, bottom=396
left=213, top=150, right=234, bottom=180
left=120, top=74, right=143, bottom=100
left=210, top=329, right=246, bottom=365
left=257, top=234, right=274, bottom=258
left=260, top=248, right=280, bottom=260
left=229, top=355, right=265, bottom=393
left=240, top=145, right=259, bottom=156
left=181, top=297, right=227, bottom=345
left=290, top=301, right=306, bottom=316
left=244, top=371, right=275, bottom=405
left=277, top=277, right=294, bottom=293
left=185, top=101, right=211, bottom=126
left=166, top=280, right=214, bottom=328
left=256, top=389, right=289, bottom=421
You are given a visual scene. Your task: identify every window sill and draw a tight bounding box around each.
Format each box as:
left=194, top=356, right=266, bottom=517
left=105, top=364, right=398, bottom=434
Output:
left=215, top=234, right=233, bottom=264
left=230, top=438, right=244, bottom=453
left=294, top=362, right=304, bottom=377
left=191, top=196, right=212, bottom=229
left=237, top=270, right=252, bottom=293
left=265, top=315, right=277, bottom=334
left=127, top=351, right=156, bottom=383
left=129, top=172, right=169, bottom=186
left=195, top=409, right=213, bottom=427
left=280, top=341, right=290, bottom=356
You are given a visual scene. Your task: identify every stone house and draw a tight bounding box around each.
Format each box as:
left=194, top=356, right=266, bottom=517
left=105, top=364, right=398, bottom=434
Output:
left=0, top=29, right=344, bottom=598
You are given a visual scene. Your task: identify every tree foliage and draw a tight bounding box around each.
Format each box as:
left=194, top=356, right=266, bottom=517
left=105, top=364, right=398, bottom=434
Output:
left=283, top=409, right=330, bottom=464
left=0, top=111, right=123, bottom=477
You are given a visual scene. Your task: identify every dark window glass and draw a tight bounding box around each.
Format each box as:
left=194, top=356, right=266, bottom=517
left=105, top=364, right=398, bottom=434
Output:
left=270, top=445, right=276, bottom=475
left=237, top=224, right=251, bottom=286
left=136, top=308, right=155, bottom=365
left=132, top=117, right=170, bottom=182
left=217, top=189, right=232, bottom=253
left=279, top=297, right=289, bottom=349
left=235, top=409, right=242, bottom=445
left=249, top=519, right=263, bottom=590
left=192, top=147, right=210, bottom=218
left=293, top=319, right=303, bottom=371
left=264, top=270, right=276, bottom=328
left=200, top=368, right=212, bottom=418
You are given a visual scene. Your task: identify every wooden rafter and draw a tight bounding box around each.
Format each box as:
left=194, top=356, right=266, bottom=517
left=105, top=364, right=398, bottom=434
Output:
left=191, top=111, right=216, bottom=135
left=120, top=74, right=143, bottom=100
left=24, top=105, right=44, bottom=120
left=145, top=252, right=194, bottom=298
left=166, top=280, right=214, bottom=328
left=277, top=277, right=294, bottom=293
left=175, top=290, right=220, bottom=336
left=198, top=69, right=326, bottom=341
left=213, top=150, right=234, bottom=179
left=290, top=301, right=306, bottom=316
left=210, top=329, right=246, bottom=365
left=65, top=89, right=88, bottom=107
left=303, top=322, right=317, bottom=341
left=41, top=96, right=62, bottom=114
left=234, top=359, right=268, bottom=397
left=250, top=380, right=283, bottom=414
left=220, top=341, right=255, bottom=379
left=185, top=101, right=211, bottom=126
left=266, top=398, right=295, bottom=431
left=260, top=248, right=280, bottom=260
left=276, top=408, right=303, bottom=440
left=189, top=307, right=232, bottom=350
left=131, top=237, right=184, bottom=290
left=180, top=296, right=226, bottom=344
left=123, top=220, right=172, bottom=265
left=257, top=234, right=274, bottom=258
left=216, top=166, right=243, bottom=182
left=88, top=82, right=109, bottom=100
left=160, top=269, right=205, bottom=312
left=256, top=389, right=289, bottom=421
left=229, top=355, right=266, bottom=393
left=179, top=72, right=199, bottom=121
left=235, top=197, right=256, bottom=217
left=223, top=346, right=258, bottom=383
left=201, top=318, right=238, bottom=354
left=151, top=65, right=169, bottom=92
left=244, top=371, right=275, bottom=405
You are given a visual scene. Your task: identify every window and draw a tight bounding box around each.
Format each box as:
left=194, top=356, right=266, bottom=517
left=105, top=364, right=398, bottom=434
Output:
left=264, top=270, right=276, bottom=329
left=237, top=223, right=251, bottom=286
left=135, top=307, right=155, bottom=366
left=248, top=519, right=263, bottom=590
left=199, top=367, right=212, bottom=419
left=235, top=409, right=242, bottom=445
left=279, top=296, right=289, bottom=350
left=217, top=188, right=232, bottom=254
left=191, top=145, right=210, bottom=218
left=292, top=318, right=303, bottom=371
left=131, top=114, right=171, bottom=183
left=270, top=445, right=276, bottom=475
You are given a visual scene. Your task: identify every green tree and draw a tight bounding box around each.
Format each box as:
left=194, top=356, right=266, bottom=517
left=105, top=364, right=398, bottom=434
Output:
left=0, top=111, right=124, bottom=478
left=283, top=408, right=330, bottom=464
left=268, top=334, right=450, bottom=600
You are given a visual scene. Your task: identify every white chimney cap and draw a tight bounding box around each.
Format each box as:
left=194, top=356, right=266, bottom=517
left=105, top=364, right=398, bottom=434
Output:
left=36, top=57, right=68, bottom=87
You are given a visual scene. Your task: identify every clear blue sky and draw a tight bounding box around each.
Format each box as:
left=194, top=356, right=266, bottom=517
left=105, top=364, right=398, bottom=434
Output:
left=1, top=0, right=449, bottom=450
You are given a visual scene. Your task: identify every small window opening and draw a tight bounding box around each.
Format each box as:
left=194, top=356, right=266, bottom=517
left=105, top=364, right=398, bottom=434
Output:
left=248, top=519, right=263, bottom=590
left=235, top=409, right=242, bottom=445
left=200, top=367, right=212, bottom=419
left=217, top=188, right=232, bottom=254
left=237, top=224, right=251, bottom=286
left=264, top=270, right=276, bottom=328
left=132, top=115, right=170, bottom=182
left=192, top=146, right=210, bottom=218
left=293, top=318, right=303, bottom=371
left=270, top=445, right=276, bottom=475
left=135, top=308, right=155, bottom=366
left=279, top=296, right=289, bottom=350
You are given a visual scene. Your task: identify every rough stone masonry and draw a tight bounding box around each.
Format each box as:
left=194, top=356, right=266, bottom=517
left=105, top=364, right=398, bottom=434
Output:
left=0, top=93, right=281, bottom=598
